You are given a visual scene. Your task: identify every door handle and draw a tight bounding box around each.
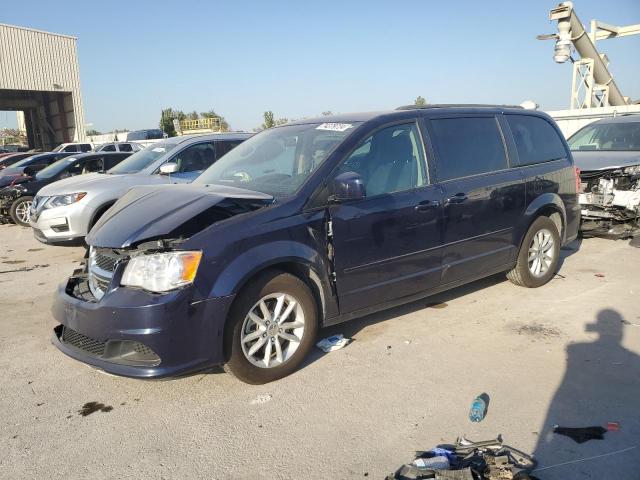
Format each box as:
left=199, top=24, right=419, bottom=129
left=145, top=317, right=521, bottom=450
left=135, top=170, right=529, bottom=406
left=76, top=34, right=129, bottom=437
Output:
left=415, top=200, right=440, bottom=211
left=445, top=193, right=468, bottom=205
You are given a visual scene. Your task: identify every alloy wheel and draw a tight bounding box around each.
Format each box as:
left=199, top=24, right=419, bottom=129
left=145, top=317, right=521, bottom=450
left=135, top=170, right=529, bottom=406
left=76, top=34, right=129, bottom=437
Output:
left=528, top=228, right=555, bottom=277
left=240, top=293, right=305, bottom=368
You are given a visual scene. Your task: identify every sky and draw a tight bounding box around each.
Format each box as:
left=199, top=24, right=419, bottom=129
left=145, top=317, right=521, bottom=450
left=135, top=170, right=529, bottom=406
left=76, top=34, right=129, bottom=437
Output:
left=1, top=0, right=640, bottom=133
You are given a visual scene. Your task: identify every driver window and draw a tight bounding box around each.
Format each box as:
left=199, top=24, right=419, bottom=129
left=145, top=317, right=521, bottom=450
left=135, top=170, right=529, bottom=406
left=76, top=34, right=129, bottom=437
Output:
left=173, top=143, right=216, bottom=173
left=339, top=123, right=427, bottom=197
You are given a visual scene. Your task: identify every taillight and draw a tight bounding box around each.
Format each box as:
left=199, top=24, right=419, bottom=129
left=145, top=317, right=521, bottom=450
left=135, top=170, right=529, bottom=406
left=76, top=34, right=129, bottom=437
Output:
left=574, top=167, right=581, bottom=193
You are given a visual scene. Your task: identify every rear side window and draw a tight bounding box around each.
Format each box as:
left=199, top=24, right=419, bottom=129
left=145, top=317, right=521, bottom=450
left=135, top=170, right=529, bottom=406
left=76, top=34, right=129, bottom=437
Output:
left=80, top=144, right=92, bottom=152
left=101, top=144, right=116, bottom=152
left=430, top=117, right=507, bottom=181
left=119, top=143, right=133, bottom=152
left=506, top=115, right=566, bottom=165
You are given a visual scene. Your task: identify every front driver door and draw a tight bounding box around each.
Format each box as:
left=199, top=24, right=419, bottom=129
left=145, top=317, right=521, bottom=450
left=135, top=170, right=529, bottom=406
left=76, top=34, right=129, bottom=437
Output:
left=329, top=121, right=443, bottom=314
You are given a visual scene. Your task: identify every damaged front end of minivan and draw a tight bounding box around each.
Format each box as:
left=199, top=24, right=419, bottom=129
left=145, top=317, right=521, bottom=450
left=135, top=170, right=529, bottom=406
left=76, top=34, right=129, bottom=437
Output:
left=578, top=164, right=640, bottom=238
left=51, top=183, right=275, bottom=377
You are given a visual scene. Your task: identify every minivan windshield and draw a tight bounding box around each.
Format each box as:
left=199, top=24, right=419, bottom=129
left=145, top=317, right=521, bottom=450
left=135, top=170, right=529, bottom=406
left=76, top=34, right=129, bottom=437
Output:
left=108, top=143, right=176, bottom=174
left=568, top=122, right=640, bottom=151
left=194, top=122, right=360, bottom=198
left=36, top=157, right=78, bottom=179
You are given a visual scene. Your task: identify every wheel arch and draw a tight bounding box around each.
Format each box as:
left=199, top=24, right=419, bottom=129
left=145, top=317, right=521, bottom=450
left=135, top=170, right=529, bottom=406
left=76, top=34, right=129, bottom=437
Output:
left=88, top=200, right=116, bottom=230
left=523, top=193, right=567, bottom=242
left=210, top=241, right=336, bottom=332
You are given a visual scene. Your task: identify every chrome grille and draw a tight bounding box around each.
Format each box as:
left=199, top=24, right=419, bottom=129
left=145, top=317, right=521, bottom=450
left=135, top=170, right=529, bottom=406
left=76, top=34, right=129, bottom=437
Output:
left=88, top=247, right=125, bottom=300
left=94, top=251, right=118, bottom=272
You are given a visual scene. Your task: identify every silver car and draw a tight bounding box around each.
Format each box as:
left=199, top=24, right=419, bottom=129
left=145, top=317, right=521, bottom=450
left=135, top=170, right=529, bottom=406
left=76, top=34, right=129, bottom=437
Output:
left=30, top=133, right=251, bottom=244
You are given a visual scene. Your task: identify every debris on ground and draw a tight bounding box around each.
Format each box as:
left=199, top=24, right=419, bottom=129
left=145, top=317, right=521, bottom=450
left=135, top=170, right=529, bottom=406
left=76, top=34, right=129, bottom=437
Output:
left=607, top=422, right=620, bottom=431
left=0, top=263, right=49, bottom=274
left=469, top=393, right=490, bottom=423
left=552, top=425, right=607, bottom=443
left=427, top=302, right=449, bottom=309
left=250, top=394, right=272, bottom=405
left=316, top=334, right=351, bottom=352
left=387, top=435, right=537, bottom=480
left=78, top=402, right=113, bottom=416
left=595, top=273, right=605, bottom=278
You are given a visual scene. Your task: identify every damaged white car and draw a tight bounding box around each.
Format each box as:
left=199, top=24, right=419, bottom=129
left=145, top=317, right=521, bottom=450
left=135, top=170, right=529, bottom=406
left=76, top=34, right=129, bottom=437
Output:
left=568, top=116, right=640, bottom=238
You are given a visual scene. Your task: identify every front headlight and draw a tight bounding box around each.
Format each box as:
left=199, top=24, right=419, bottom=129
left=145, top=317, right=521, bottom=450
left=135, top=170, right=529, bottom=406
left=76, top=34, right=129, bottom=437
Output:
left=121, top=251, right=202, bottom=293
left=623, top=165, right=640, bottom=175
left=43, top=192, right=86, bottom=210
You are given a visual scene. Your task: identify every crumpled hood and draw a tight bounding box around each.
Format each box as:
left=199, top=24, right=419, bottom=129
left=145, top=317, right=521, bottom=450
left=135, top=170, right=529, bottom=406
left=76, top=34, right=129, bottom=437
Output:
left=86, top=184, right=274, bottom=248
left=573, top=150, right=640, bottom=171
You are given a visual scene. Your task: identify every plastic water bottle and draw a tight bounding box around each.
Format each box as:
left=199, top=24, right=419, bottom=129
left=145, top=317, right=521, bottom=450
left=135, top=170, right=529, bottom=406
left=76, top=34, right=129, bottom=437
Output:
left=469, top=394, right=488, bottom=422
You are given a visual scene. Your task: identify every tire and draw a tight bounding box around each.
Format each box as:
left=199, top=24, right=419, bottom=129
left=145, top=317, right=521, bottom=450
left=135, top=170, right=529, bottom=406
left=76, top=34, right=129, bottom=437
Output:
left=224, top=270, right=318, bottom=384
left=9, top=196, right=34, bottom=227
left=507, top=216, right=561, bottom=288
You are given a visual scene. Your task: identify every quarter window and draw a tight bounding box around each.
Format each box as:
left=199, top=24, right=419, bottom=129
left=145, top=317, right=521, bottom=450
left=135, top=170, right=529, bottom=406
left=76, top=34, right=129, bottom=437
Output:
left=430, top=117, right=507, bottom=181
left=506, top=115, right=566, bottom=165
left=340, top=123, right=427, bottom=197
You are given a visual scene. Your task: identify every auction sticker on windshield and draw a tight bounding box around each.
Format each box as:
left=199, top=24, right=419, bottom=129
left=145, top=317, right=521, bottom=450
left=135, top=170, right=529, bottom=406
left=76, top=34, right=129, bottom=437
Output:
left=152, top=147, right=166, bottom=153
left=316, top=123, right=353, bottom=132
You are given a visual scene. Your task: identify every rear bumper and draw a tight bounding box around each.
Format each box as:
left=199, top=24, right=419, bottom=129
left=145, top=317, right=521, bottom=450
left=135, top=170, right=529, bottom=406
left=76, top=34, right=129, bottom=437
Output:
left=51, top=275, right=235, bottom=378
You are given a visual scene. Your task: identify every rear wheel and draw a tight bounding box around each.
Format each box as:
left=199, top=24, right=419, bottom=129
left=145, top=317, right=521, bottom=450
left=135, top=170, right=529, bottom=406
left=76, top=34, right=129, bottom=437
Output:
left=9, top=196, right=33, bottom=227
left=224, top=271, right=318, bottom=384
left=507, top=216, right=560, bottom=288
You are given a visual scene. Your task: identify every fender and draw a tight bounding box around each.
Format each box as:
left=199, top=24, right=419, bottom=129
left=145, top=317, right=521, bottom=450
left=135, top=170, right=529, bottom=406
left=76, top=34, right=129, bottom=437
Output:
left=523, top=192, right=567, bottom=239
left=209, top=240, right=338, bottom=321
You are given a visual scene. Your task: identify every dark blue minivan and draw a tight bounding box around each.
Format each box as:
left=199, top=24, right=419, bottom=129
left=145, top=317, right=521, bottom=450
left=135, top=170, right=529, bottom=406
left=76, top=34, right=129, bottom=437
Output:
left=52, top=106, right=580, bottom=383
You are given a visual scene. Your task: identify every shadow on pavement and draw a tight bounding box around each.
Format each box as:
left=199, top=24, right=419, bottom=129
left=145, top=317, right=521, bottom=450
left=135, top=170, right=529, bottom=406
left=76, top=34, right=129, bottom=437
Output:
left=532, top=309, right=640, bottom=479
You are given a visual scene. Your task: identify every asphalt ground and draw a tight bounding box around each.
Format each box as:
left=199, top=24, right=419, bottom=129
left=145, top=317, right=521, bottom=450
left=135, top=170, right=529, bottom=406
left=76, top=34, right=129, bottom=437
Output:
left=1, top=223, right=639, bottom=479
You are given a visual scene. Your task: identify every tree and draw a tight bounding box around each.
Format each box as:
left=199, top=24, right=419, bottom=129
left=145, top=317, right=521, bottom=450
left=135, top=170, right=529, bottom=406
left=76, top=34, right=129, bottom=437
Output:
left=86, top=129, right=102, bottom=136
left=160, top=108, right=178, bottom=137
left=262, top=111, right=275, bottom=130
left=188, top=110, right=199, bottom=121
left=414, top=96, right=427, bottom=106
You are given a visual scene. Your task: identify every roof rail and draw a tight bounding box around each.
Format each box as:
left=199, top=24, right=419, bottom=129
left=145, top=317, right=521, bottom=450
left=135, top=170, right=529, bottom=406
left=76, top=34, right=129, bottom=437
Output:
left=396, top=104, right=524, bottom=111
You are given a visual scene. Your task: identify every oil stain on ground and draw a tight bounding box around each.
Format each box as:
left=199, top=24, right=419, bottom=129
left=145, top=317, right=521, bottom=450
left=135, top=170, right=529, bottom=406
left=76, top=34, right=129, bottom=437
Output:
left=78, top=402, right=114, bottom=416
left=517, top=323, right=561, bottom=338
left=2, top=260, right=26, bottom=264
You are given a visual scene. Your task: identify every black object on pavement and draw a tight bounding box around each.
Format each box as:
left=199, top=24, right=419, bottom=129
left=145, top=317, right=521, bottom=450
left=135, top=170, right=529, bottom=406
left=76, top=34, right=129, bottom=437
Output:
left=552, top=425, right=607, bottom=443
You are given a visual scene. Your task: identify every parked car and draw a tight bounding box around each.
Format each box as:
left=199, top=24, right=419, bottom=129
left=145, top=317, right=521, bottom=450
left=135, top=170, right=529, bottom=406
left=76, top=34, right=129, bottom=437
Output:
left=125, top=129, right=164, bottom=141
left=95, top=142, right=144, bottom=153
left=0, top=152, right=75, bottom=188
left=0, top=152, right=35, bottom=170
left=0, top=152, right=132, bottom=226
left=0, top=144, right=30, bottom=153
left=50, top=106, right=580, bottom=383
left=568, top=115, right=640, bottom=238
left=30, top=133, right=251, bottom=244
left=53, top=142, right=93, bottom=153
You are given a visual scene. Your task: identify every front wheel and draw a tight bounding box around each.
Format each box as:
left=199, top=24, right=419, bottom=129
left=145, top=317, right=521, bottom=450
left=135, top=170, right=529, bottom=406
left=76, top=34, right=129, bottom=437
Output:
left=507, top=216, right=561, bottom=288
left=10, top=196, right=34, bottom=227
left=224, top=271, right=318, bottom=384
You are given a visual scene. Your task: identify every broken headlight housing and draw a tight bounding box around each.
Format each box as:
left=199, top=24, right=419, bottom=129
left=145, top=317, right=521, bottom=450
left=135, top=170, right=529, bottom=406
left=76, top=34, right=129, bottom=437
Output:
left=43, top=192, right=86, bottom=210
left=623, top=165, right=640, bottom=175
left=121, top=251, right=202, bottom=293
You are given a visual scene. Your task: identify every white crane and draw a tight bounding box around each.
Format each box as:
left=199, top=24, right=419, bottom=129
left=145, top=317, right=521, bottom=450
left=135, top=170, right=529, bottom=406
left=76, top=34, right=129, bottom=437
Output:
left=539, top=1, right=640, bottom=109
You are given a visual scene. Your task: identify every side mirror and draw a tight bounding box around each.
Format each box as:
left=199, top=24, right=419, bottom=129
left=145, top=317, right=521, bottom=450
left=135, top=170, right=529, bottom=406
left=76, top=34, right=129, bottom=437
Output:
left=159, top=162, right=179, bottom=175
left=329, top=171, right=366, bottom=203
